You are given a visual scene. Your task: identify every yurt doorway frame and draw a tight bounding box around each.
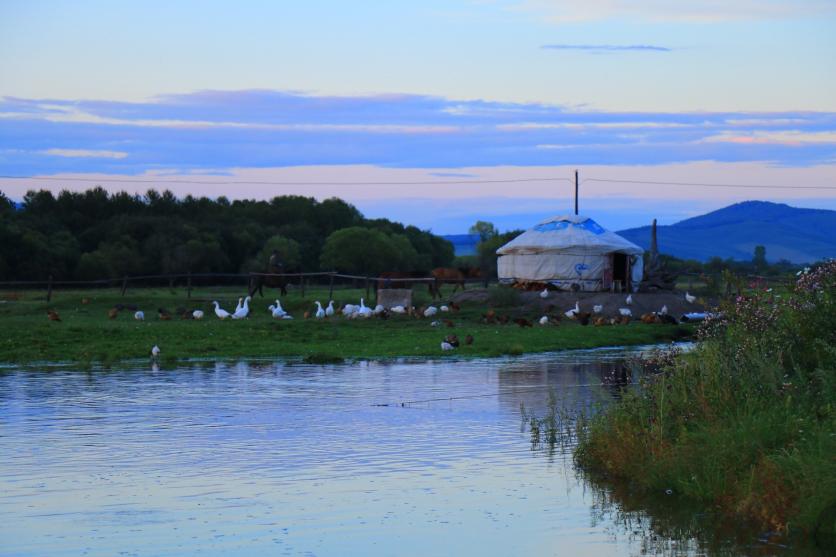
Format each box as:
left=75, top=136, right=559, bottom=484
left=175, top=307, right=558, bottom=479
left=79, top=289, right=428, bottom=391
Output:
left=612, top=253, right=630, bottom=291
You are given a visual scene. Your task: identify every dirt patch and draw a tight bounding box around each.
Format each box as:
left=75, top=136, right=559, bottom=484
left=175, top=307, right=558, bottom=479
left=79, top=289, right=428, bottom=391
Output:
left=451, top=288, right=714, bottom=319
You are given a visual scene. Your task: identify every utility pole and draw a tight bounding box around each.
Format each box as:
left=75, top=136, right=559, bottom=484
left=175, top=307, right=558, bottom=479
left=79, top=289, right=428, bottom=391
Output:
left=574, top=169, right=579, bottom=215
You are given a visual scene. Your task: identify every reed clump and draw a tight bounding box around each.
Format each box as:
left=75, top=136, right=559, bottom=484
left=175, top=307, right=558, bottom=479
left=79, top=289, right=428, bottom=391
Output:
left=575, top=261, right=836, bottom=543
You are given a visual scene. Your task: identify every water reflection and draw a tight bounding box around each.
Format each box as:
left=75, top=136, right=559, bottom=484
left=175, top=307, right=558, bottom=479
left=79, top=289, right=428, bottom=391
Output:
left=0, top=345, right=816, bottom=557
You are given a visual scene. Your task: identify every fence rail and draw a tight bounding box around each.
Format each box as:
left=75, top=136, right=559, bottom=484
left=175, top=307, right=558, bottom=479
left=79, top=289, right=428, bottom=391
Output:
left=0, top=270, right=493, bottom=302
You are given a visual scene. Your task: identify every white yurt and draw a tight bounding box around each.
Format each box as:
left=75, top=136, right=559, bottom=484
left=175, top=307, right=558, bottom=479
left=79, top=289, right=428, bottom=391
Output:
left=496, top=214, right=644, bottom=292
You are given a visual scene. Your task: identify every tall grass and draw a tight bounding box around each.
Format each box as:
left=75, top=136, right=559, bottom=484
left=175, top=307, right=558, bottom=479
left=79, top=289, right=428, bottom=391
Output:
left=575, top=262, right=836, bottom=544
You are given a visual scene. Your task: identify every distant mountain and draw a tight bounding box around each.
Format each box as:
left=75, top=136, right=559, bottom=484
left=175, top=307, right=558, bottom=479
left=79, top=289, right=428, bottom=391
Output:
left=443, top=233, right=481, bottom=256
left=618, top=201, right=836, bottom=263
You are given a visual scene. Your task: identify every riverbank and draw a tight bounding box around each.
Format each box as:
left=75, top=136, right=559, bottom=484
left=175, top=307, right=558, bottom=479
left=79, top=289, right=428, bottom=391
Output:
left=575, top=262, right=836, bottom=547
left=0, top=286, right=693, bottom=364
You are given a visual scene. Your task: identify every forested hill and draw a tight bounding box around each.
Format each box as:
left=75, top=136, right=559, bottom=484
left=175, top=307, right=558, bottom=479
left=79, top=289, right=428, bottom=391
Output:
left=0, top=188, right=454, bottom=281
left=618, top=201, right=836, bottom=264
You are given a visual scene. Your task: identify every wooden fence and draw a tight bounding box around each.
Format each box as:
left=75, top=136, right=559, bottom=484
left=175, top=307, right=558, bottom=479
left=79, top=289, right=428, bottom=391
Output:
left=0, top=271, right=492, bottom=303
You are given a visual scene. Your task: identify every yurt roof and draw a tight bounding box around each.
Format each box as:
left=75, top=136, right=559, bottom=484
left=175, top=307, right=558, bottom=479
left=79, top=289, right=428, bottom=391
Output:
left=496, top=214, right=643, bottom=256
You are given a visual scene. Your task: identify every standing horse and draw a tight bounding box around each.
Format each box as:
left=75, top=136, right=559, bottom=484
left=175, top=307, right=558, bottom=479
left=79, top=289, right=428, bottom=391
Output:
left=248, top=272, right=288, bottom=298
left=429, top=267, right=467, bottom=299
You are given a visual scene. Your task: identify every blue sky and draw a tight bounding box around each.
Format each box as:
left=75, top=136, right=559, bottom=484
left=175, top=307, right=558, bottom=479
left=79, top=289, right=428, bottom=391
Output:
left=1, top=0, right=835, bottom=232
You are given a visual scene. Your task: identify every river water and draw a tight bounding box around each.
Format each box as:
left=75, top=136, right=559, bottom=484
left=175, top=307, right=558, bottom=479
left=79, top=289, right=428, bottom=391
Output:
left=0, top=346, right=811, bottom=556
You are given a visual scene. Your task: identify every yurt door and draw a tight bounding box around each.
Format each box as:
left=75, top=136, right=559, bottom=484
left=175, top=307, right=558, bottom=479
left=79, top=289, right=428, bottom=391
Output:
left=612, top=253, right=628, bottom=291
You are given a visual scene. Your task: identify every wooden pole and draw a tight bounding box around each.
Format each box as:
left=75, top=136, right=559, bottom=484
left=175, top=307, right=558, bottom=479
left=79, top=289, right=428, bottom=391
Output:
left=365, top=277, right=370, bottom=300
left=121, top=275, right=128, bottom=296
left=46, top=274, right=53, bottom=302
left=328, top=272, right=335, bottom=301
left=300, top=274, right=305, bottom=298
left=187, top=271, right=192, bottom=299
left=574, top=169, right=579, bottom=215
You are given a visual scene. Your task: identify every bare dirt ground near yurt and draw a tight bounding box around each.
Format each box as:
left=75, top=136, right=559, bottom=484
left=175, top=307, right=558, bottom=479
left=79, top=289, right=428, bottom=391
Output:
left=450, top=288, right=713, bottom=319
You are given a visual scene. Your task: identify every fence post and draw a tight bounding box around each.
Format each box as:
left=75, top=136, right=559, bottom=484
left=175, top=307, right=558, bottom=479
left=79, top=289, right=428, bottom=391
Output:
left=187, top=272, right=193, bottom=299
left=300, top=274, right=305, bottom=298
left=121, top=275, right=129, bottom=296
left=365, top=277, right=370, bottom=300
left=328, top=272, right=335, bottom=301
left=46, top=274, right=53, bottom=302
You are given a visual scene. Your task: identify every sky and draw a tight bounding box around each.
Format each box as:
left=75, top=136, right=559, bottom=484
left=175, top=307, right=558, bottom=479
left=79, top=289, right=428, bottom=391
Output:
left=1, top=0, right=835, bottom=233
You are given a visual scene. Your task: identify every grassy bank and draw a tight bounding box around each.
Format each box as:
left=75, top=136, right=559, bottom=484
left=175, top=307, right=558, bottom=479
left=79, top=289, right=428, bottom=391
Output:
left=0, top=285, right=692, bottom=364
left=575, top=262, right=836, bottom=544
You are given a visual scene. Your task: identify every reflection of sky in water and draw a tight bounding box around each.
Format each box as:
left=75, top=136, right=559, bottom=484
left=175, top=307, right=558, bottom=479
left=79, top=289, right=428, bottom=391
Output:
left=0, top=345, right=770, bottom=557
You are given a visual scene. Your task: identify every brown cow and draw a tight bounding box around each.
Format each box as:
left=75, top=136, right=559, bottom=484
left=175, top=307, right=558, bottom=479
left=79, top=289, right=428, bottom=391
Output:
left=430, top=267, right=466, bottom=299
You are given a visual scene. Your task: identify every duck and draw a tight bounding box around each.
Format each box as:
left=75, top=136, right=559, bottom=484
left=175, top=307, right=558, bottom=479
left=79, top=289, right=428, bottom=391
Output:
left=231, top=296, right=250, bottom=319
left=424, top=306, right=438, bottom=318
left=234, top=298, right=243, bottom=313
left=441, top=341, right=455, bottom=351
left=390, top=305, right=406, bottom=314
left=342, top=303, right=357, bottom=316
left=593, top=304, right=604, bottom=314
left=625, top=294, right=633, bottom=305
left=325, top=301, right=335, bottom=317
left=539, top=315, right=549, bottom=326
left=213, top=301, right=231, bottom=320
left=270, top=300, right=287, bottom=317
left=134, top=310, right=145, bottom=321
left=151, top=345, right=160, bottom=357
left=314, top=301, right=326, bottom=319
left=192, top=310, right=204, bottom=320
left=618, top=308, right=633, bottom=317
left=440, top=305, right=450, bottom=312
left=659, top=305, right=668, bottom=316
left=373, top=304, right=385, bottom=315
left=685, top=292, right=697, bottom=304
left=564, top=301, right=580, bottom=319
left=540, top=288, right=549, bottom=299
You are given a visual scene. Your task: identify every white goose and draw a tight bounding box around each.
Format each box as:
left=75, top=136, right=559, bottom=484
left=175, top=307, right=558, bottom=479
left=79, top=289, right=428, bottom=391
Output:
left=564, top=301, right=580, bottom=319
left=390, top=305, right=406, bottom=314
left=270, top=299, right=287, bottom=317
left=440, top=305, right=449, bottom=312
left=232, top=296, right=250, bottom=319
left=357, top=298, right=373, bottom=318
left=192, top=310, right=204, bottom=320
left=619, top=308, right=633, bottom=317
left=373, top=304, right=385, bottom=315
left=151, top=345, right=160, bottom=357
left=314, top=301, right=326, bottom=319
left=342, top=303, right=357, bottom=316
left=685, top=292, right=697, bottom=304
left=625, top=294, right=633, bottom=305
left=659, top=305, right=669, bottom=316
left=213, top=301, right=231, bottom=320
left=592, top=305, right=603, bottom=315
left=325, top=301, right=335, bottom=317
left=539, top=288, right=549, bottom=299
left=424, top=306, right=438, bottom=318
left=234, top=297, right=243, bottom=313
left=539, top=315, right=549, bottom=326
left=134, top=310, right=145, bottom=321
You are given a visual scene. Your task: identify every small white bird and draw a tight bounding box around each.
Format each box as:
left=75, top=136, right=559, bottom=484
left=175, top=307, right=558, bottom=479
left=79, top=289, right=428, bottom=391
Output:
left=213, top=301, right=230, bottom=320
left=539, top=315, right=549, bottom=326
left=441, top=341, right=454, bottom=351
left=391, top=305, right=406, bottom=314
left=685, top=292, right=697, bottom=304
left=342, top=304, right=357, bottom=316
left=134, top=310, right=144, bottom=321
left=314, top=301, right=326, bottom=319
left=431, top=320, right=441, bottom=327
left=659, top=305, right=668, bottom=316
left=234, top=297, right=243, bottom=313
left=440, top=305, right=450, bottom=312
left=592, top=305, right=603, bottom=315
left=151, top=345, right=160, bottom=357
left=540, top=288, right=549, bottom=299
left=192, top=310, right=204, bottom=320
left=424, top=306, right=438, bottom=318
left=625, top=294, right=633, bottom=305
left=373, top=304, right=385, bottom=315
left=325, top=301, right=335, bottom=317
left=564, top=301, right=580, bottom=319
left=619, top=308, right=633, bottom=317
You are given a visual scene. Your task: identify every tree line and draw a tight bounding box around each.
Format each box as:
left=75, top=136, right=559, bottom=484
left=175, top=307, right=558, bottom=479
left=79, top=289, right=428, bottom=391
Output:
left=0, top=188, right=455, bottom=281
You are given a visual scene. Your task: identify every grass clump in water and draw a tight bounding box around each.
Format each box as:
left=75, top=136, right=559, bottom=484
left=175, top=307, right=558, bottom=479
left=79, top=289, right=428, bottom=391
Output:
left=575, top=261, right=836, bottom=545
left=303, top=352, right=346, bottom=365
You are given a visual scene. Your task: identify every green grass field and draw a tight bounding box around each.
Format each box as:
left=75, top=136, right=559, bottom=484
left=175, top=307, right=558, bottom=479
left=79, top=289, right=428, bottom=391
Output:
left=0, top=285, right=693, bottom=364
